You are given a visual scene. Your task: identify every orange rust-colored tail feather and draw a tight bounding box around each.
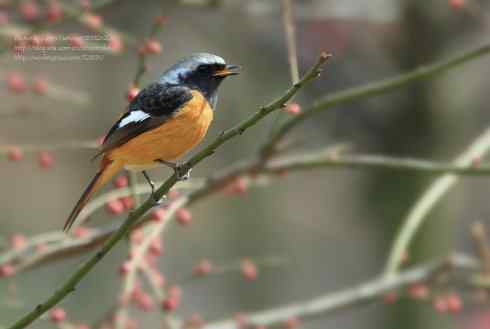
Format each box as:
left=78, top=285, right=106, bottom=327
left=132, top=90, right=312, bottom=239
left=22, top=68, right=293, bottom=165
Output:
left=63, top=158, right=124, bottom=232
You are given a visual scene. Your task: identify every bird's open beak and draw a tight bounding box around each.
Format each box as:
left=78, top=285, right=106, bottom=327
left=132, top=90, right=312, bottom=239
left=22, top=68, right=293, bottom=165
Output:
left=213, top=64, right=241, bottom=77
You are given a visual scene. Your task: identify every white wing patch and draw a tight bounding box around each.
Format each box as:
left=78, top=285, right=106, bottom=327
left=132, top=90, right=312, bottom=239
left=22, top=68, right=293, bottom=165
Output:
left=118, top=110, right=150, bottom=128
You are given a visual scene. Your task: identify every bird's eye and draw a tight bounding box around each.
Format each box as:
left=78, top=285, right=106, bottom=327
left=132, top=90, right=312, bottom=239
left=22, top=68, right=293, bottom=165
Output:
left=198, top=65, right=208, bottom=72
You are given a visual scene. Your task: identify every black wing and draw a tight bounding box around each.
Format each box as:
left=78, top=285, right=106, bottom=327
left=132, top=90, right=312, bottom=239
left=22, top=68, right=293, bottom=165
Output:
left=94, top=83, right=193, bottom=159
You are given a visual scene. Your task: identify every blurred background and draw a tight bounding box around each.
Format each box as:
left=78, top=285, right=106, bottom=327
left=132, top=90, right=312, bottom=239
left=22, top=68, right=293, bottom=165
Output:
left=1, top=0, right=490, bottom=328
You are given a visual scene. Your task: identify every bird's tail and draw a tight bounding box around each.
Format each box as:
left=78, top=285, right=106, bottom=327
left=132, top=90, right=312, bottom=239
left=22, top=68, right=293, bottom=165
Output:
left=63, top=158, right=124, bottom=232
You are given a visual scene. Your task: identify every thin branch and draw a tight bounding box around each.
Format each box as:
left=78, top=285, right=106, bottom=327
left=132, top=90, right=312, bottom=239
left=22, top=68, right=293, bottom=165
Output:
left=5, top=53, right=330, bottom=329
left=0, top=141, right=98, bottom=154
left=7, top=149, right=490, bottom=273
left=203, top=254, right=478, bottom=329
left=115, top=197, right=188, bottom=329
left=281, top=0, right=299, bottom=84
left=262, top=43, right=490, bottom=156
left=470, top=222, right=490, bottom=275
left=385, top=127, right=490, bottom=275
left=264, top=152, right=490, bottom=176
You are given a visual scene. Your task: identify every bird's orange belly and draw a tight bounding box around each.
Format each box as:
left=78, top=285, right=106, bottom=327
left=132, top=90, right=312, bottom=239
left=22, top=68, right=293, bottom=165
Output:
left=108, top=92, right=213, bottom=167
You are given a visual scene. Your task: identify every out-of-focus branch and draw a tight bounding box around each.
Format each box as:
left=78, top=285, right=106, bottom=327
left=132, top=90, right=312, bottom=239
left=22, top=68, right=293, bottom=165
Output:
left=6, top=148, right=490, bottom=272
left=385, top=127, right=490, bottom=275
left=281, top=0, right=299, bottom=84
left=203, top=254, right=478, bottom=329
left=470, top=222, right=490, bottom=276
left=262, top=43, right=490, bottom=156
left=0, top=140, right=98, bottom=154
left=115, top=197, right=187, bottom=329
left=6, top=53, right=330, bottom=329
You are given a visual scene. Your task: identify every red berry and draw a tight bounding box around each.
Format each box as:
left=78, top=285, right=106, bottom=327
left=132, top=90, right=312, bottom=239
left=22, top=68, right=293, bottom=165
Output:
left=119, top=261, right=131, bottom=276
left=284, top=103, right=301, bottom=115
left=192, top=258, right=213, bottom=276
left=113, top=175, right=128, bottom=188
left=446, top=294, right=462, bottom=313
left=449, top=0, right=464, bottom=10
left=153, top=15, right=166, bottom=25
left=7, top=146, right=23, bottom=161
left=38, top=151, right=54, bottom=169
left=151, top=207, right=165, bottom=222
left=68, top=34, right=84, bottom=48
left=39, top=33, right=57, bottom=47
left=144, top=39, right=162, bottom=55
left=433, top=296, right=448, bottom=313
left=105, top=199, right=124, bottom=215
left=119, top=196, right=134, bottom=211
left=240, top=259, right=257, bottom=281
left=148, top=238, right=162, bottom=256
left=7, top=72, right=26, bottom=93
left=134, top=291, right=154, bottom=312
left=176, top=208, right=192, bottom=226
left=49, top=307, right=66, bottom=323
left=9, top=234, right=26, bottom=250
left=0, top=264, right=15, bottom=277
left=18, top=1, right=39, bottom=21
left=0, top=11, right=8, bottom=25
left=82, top=13, right=102, bottom=30
left=127, top=87, right=140, bottom=102
left=233, top=313, right=248, bottom=329
left=108, top=33, right=123, bottom=53
left=167, top=284, right=182, bottom=299
left=79, top=0, right=91, bottom=10
left=161, top=296, right=178, bottom=311
left=130, top=228, right=144, bottom=245
left=407, top=283, right=429, bottom=300
left=46, top=1, right=63, bottom=22
left=32, top=77, right=48, bottom=95
left=72, top=226, right=90, bottom=238
left=282, top=317, right=300, bottom=329
left=167, top=189, right=180, bottom=199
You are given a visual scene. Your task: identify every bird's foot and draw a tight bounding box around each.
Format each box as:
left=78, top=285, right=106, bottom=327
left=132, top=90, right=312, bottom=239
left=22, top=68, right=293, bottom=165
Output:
left=174, top=164, right=192, bottom=181
left=157, top=159, right=191, bottom=181
left=150, top=193, right=163, bottom=206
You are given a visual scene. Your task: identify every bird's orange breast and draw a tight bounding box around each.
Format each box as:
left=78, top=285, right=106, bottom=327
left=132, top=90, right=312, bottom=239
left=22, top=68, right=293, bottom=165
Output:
left=108, top=90, right=213, bottom=166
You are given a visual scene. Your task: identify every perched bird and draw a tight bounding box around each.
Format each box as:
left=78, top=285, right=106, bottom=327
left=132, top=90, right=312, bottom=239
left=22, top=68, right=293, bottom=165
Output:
left=63, top=53, right=240, bottom=232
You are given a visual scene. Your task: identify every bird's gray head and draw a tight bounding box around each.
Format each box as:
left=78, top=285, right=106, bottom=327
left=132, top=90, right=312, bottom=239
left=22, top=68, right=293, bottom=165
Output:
left=159, top=53, right=240, bottom=106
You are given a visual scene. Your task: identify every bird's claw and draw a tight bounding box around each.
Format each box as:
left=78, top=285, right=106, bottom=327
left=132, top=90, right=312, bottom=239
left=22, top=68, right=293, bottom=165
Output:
left=175, top=165, right=191, bottom=181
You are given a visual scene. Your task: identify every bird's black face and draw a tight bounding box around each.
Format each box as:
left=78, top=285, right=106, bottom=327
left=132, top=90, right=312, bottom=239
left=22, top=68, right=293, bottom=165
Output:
left=160, top=53, right=240, bottom=108
left=182, top=62, right=240, bottom=103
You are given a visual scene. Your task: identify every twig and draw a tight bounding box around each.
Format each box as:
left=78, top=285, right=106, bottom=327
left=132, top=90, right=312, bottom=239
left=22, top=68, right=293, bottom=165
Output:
left=115, top=197, right=188, bottom=329
left=281, top=0, right=299, bottom=84
left=385, top=127, right=490, bottom=275
left=0, top=141, right=98, bottom=154
left=263, top=152, right=490, bottom=176
left=6, top=53, right=329, bottom=329
left=470, top=222, right=490, bottom=275
left=202, top=254, right=478, bottom=329
left=262, top=43, right=490, bottom=156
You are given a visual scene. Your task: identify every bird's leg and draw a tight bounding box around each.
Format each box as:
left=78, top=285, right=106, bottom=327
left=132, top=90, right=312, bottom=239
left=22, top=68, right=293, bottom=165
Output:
left=157, top=159, right=192, bottom=181
left=142, top=170, right=161, bottom=205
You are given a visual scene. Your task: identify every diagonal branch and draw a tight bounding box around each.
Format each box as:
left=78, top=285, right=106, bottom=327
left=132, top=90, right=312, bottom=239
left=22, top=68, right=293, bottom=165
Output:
left=262, top=43, right=490, bottom=155
left=6, top=52, right=330, bottom=329
left=384, top=126, right=490, bottom=275
left=203, top=254, right=478, bottom=329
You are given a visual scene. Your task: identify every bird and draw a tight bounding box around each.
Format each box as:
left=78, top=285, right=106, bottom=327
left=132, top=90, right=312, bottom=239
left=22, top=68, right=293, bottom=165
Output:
left=63, top=53, right=240, bottom=232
